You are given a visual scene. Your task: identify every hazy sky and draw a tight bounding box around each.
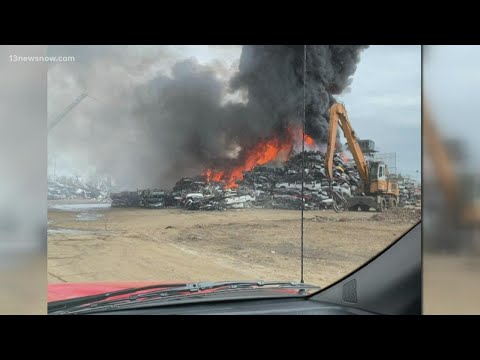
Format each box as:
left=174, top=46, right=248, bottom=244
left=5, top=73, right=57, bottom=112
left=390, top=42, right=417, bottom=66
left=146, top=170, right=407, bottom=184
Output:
left=338, top=45, right=421, bottom=181
left=424, top=45, right=480, bottom=165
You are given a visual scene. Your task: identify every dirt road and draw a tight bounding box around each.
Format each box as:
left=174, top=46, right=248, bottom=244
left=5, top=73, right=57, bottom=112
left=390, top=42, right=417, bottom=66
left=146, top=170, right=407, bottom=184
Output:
left=48, top=203, right=419, bottom=287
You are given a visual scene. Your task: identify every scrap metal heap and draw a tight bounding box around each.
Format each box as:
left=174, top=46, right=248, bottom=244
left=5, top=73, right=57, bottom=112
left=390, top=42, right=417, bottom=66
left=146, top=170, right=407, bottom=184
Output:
left=397, top=178, right=421, bottom=207
left=48, top=175, right=115, bottom=201
left=111, top=150, right=373, bottom=210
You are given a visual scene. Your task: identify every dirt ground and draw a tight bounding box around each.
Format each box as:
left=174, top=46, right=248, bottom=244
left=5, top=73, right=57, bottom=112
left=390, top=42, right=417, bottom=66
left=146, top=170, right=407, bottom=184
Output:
left=0, top=256, right=46, bottom=315
left=423, top=254, right=480, bottom=314
left=48, top=202, right=419, bottom=288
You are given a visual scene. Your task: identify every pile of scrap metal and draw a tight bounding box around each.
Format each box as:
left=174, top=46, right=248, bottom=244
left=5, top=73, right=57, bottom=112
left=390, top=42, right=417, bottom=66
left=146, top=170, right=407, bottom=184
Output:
left=48, top=175, right=114, bottom=201
left=110, top=191, right=139, bottom=207
left=398, top=178, right=421, bottom=207
left=139, top=189, right=177, bottom=209
left=238, top=151, right=358, bottom=210
left=110, top=150, right=360, bottom=211
left=172, top=177, right=229, bottom=210
left=111, top=189, right=174, bottom=209
left=282, top=151, right=359, bottom=189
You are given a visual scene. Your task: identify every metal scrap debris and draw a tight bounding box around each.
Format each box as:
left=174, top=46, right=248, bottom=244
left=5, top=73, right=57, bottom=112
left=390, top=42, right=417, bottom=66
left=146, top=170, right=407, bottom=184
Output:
left=110, top=150, right=420, bottom=211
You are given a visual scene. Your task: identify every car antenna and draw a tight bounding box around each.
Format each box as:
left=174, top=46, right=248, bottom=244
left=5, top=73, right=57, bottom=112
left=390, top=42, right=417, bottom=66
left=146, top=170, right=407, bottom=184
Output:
left=300, top=45, right=306, bottom=284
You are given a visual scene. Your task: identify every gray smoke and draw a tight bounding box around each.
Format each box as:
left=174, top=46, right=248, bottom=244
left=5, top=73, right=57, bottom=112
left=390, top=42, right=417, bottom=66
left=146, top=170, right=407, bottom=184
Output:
left=48, top=45, right=367, bottom=189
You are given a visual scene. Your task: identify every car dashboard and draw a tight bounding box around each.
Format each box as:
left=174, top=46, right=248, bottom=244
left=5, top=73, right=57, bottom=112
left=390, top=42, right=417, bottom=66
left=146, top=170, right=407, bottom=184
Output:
left=90, top=297, right=376, bottom=315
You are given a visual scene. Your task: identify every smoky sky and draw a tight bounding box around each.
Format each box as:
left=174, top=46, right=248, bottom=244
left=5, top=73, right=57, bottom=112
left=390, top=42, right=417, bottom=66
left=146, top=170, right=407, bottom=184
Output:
left=48, top=45, right=367, bottom=189
left=230, top=45, right=368, bottom=143
left=338, top=45, right=421, bottom=181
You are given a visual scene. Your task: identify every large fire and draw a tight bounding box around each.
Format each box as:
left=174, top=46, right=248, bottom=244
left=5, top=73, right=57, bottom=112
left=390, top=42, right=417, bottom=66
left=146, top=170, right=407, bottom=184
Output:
left=203, top=125, right=318, bottom=188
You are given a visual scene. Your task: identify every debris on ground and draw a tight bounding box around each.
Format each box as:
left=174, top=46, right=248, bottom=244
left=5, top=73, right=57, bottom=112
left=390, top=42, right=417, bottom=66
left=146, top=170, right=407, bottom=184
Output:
left=370, top=207, right=421, bottom=223
left=310, top=216, right=331, bottom=222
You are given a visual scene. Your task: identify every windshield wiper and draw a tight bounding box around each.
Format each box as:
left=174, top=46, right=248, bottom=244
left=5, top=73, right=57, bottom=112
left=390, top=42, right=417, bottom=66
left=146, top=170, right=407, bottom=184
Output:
left=49, top=281, right=320, bottom=314
left=48, top=282, right=188, bottom=313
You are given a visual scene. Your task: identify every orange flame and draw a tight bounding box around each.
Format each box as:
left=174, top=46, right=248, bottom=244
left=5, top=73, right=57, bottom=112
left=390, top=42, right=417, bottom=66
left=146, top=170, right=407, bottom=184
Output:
left=203, top=125, right=317, bottom=188
left=289, top=125, right=317, bottom=149
left=305, top=135, right=315, bottom=146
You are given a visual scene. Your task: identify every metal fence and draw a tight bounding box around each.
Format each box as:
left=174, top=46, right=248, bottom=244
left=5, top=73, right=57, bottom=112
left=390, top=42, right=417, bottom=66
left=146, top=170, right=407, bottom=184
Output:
left=371, top=152, right=397, bottom=175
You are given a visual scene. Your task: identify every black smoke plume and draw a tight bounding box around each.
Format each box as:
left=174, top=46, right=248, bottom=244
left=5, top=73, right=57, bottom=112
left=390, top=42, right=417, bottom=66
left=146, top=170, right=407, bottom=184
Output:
left=48, top=45, right=368, bottom=189
left=231, top=45, right=368, bottom=143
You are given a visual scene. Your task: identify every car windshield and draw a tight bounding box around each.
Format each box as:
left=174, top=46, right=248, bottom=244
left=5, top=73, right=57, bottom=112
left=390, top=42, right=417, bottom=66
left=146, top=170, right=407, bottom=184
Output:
left=47, top=45, right=421, bottom=307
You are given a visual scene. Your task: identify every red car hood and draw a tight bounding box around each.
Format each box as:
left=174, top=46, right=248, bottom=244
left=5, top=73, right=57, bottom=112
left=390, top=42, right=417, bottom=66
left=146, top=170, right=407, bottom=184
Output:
left=48, top=281, right=180, bottom=302
left=48, top=281, right=301, bottom=303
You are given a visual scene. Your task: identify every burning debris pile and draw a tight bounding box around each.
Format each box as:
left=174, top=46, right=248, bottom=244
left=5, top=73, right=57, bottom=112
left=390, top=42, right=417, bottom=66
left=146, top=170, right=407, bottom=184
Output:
left=48, top=45, right=370, bottom=208
left=51, top=46, right=373, bottom=210
left=110, top=150, right=360, bottom=210
left=48, top=175, right=115, bottom=201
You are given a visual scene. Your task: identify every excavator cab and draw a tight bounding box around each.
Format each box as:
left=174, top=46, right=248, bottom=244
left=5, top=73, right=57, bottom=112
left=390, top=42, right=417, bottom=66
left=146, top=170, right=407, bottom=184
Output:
left=367, top=161, right=389, bottom=194
left=378, top=164, right=386, bottom=180
left=369, top=161, right=386, bottom=180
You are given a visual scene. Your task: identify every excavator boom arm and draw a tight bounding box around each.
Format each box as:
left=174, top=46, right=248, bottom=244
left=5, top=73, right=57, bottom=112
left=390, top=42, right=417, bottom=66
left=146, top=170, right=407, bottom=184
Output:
left=48, top=92, right=88, bottom=133
left=325, top=103, right=369, bottom=182
left=423, top=107, right=458, bottom=207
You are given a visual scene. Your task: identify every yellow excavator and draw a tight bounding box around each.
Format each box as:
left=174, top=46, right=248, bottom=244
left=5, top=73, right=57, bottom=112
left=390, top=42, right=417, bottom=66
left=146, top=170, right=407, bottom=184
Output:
left=423, top=107, right=480, bottom=228
left=325, top=102, right=400, bottom=212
